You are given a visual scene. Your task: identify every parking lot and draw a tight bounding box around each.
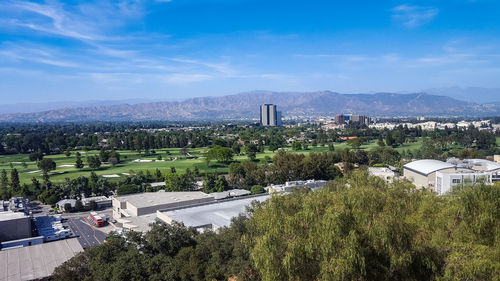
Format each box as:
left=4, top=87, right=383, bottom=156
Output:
left=66, top=217, right=107, bottom=249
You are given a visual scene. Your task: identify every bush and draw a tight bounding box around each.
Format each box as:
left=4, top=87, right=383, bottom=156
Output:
left=116, top=184, right=141, bottom=195
left=250, top=185, right=265, bottom=195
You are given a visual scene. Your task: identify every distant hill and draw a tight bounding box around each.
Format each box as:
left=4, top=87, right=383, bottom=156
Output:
left=423, top=87, right=500, bottom=104
left=0, top=98, right=162, bottom=114
left=0, top=91, right=498, bottom=122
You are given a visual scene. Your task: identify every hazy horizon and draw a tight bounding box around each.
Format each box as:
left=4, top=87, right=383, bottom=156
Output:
left=1, top=0, right=500, bottom=104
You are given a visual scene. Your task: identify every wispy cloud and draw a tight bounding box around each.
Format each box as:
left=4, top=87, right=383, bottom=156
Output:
left=164, top=73, right=212, bottom=84
left=392, top=4, right=439, bottom=28
left=0, top=44, right=81, bottom=68
left=1, top=0, right=145, bottom=41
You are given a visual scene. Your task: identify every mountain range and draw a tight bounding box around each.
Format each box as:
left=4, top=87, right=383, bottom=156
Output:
left=0, top=91, right=499, bottom=122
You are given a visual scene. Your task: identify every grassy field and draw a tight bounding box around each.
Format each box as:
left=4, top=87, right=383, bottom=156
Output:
left=0, top=139, right=424, bottom=185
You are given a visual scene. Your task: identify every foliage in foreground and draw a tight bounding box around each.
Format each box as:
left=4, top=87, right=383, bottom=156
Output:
left=53, top=171, right=499, bottom=281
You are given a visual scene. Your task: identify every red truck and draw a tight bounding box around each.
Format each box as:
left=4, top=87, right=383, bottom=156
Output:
left=89, top=211, right=107, bottom=227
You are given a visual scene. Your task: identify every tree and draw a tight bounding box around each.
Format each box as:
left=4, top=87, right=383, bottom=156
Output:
left=165, top=173, right=183, bottom=192
left=232, top=142, right=241, bottom=154
left=75, top=152, right=84, bottom=169
left=476, top=131, right=496, bottom=150
left=87, top=156, right=101, bottom=170
left=108, top=150, right=121, bottom=166
left=89, top=200, right=98, bottom=211
left=247, top=151, right=256, bottom=161
left=155, top=168, right=163, bottom=181
left=385, top=131, right=394, bottom=146
left=202, top=174, right=217, bottom=193
left=63, top=203, right=72, bottom=212
left=208, top=146, right=234, bottom=163
left=377, top=135, right=385, bottom=147
left=328, top=143, right=335, bottom=151
left=38, top=158, right=56, bottom=175
left=117, top=184, right=141, bottom=195
left=0, top=169, right=8, bottom=190
left=65, top=149, right=71, bottom=157
left=246, top=171, right=444, bottom=280
left=99, top=148, right=110, bottom=162
left=250, top=185, right=265, bottom=194
left=292, top=141, right=302, bottom=151
left=392, top=130, right=405, bottom=145
left=32, top=177, right=41, bottom=193
left=180, top=147, right=189, bottom=157
left=347, top=138, right=363, bottom=149
left=29, top=151, right=43, bottom=162
left=74, top=200, right=83, bottom=212
left=215, top=176, right=229, bottom=192
left=0, top=169, right=9, bottom=200
left=10, top=168, right=20, bottom=193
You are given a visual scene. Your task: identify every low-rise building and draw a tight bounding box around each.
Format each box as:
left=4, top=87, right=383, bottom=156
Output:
left=113, top=191, right=215, bottom=232
left=0, top=238, right=83, bottom=281
left=404, top=158, right=499, bottom=193
left=403, top=159, right=471, bottom=191
left=81, top=196, right=112, bottom=209
left=35, top=215, right=72, bottom=242
left=0, top=212, right=32, bottom=243
left=209, top=189, right=252, bottom=200
left=56, top=199, right=77, bottom=212
left=447, top=158, right=500, bottom=182
left=266, top=180, right=328, bottom=193
left=436, top=170, right=492, bottom=195
left=368, top=167, right=397, bottom=183
left=157, top=194, right=270, bottom=232
left=495, top=155, right=500, bottom=164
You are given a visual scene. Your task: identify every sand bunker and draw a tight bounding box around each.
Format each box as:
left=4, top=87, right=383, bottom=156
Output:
left=133, top=159, right=153, bottom=163
left=102, top=174, right=120, bottom=178
left=59, top=164, right=75, bottom=168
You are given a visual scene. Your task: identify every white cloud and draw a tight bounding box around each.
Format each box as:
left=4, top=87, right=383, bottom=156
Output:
left=392, top=4, right=438, bottom=28
left=1, top=0, right=145, bottom=41
left=0, top=45, right=81, bottom=68
left=163, top=73, right=212, bottom=84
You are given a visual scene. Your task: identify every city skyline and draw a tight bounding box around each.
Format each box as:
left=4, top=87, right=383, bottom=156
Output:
left=1, top=0, right=500, bottom=103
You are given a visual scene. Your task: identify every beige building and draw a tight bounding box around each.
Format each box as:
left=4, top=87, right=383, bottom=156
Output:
left=494, top=155, right=500, bottom=164
left=403, top=160, right=471, bottom=191
left=368, top=167, right=397, bottom=183
left=113, top=191, right=214, bottom=218
left=112, top=191, right=215, bottom=232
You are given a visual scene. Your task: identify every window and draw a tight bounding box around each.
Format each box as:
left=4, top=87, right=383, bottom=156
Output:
left=452, top=179, right=461, bottom=184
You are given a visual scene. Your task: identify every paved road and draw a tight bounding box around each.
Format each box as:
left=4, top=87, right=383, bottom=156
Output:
left=62, top=209, right=113, bottom=219
left=66, top=217, right=107, bottom=249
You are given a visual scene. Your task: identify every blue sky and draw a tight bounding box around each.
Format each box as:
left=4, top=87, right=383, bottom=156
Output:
left=0, top=0, right=499, bottom=103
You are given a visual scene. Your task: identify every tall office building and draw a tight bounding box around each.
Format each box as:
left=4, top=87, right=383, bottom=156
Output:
left=260, top=104, right=280, bottom=126
left=334, top=114, right=345, bottom=124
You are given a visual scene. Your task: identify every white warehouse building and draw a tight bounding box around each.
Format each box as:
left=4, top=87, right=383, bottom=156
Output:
left=404, top=159, right=497, bottom=194
left=435, top=170, right=492, bottom=195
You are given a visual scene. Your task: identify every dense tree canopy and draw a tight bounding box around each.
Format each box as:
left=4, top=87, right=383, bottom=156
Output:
left=53, top=171, right=499, bottom=280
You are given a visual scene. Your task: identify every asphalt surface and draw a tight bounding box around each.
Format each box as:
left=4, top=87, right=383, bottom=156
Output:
left=66, top=217, right=107, bottom=249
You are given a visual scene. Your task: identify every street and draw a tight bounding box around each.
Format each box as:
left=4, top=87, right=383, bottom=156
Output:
left=66, top=217, right=107, bottom=249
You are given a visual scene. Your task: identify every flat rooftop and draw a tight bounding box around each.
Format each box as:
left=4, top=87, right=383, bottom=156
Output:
left=160, top=194, right=270, bottom=231
left=116, top=191, right=214, bottom=208
left=0, top=238, right=83, bottom=281
left=117, top=213, right=157, bottom=232
left=0, top=212, right=28, bottom=222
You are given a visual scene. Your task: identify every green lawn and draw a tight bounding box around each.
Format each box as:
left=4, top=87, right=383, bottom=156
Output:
left=0, top=138, right=424, bottom=185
